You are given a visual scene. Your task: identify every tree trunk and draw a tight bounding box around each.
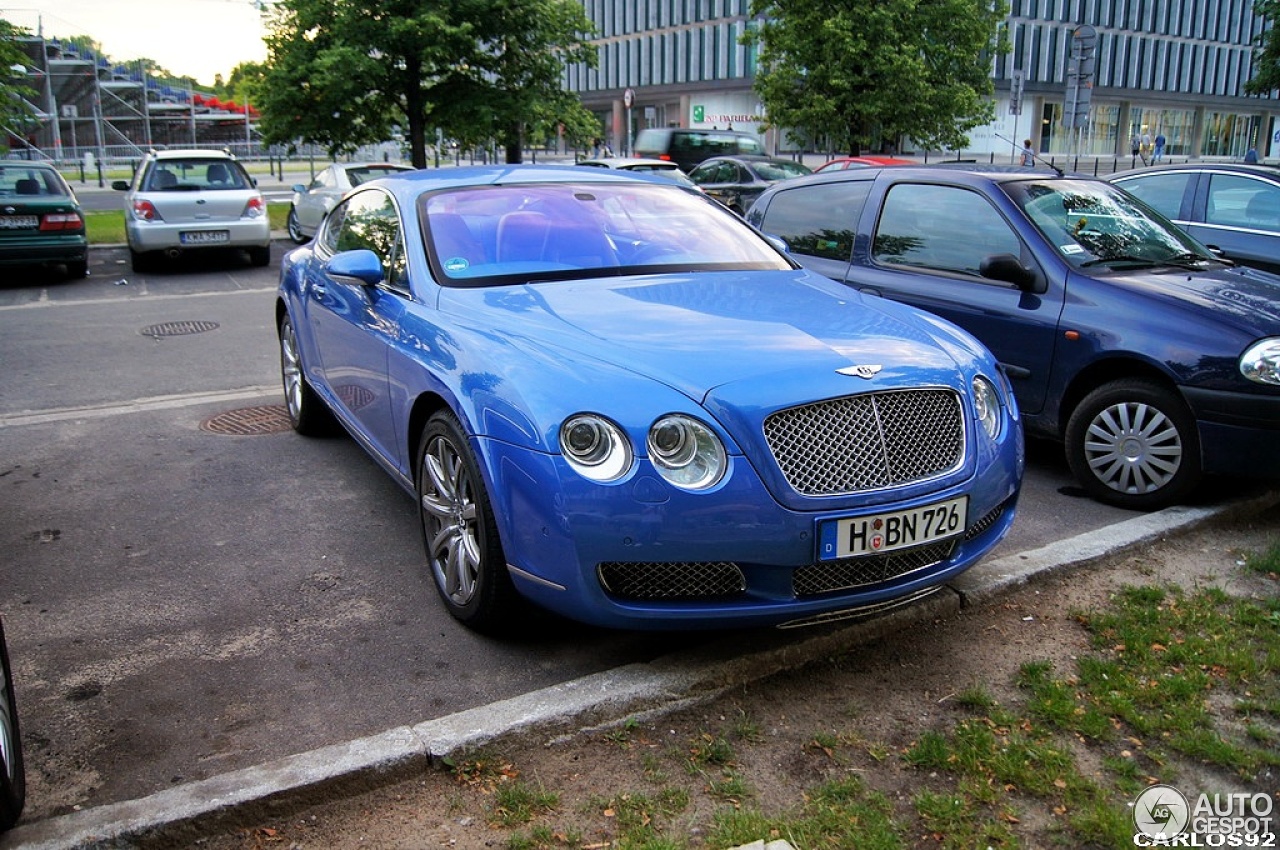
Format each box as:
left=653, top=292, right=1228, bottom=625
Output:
left=504, top=121, right=523, bottom=164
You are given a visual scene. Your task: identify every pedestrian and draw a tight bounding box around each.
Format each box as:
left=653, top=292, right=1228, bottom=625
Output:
left=1140, top=131, right=1152, bottom=165
left=1244, top=147, right=1259, bottom=164
left=1130, top=132, right=1141, bottom=163
left=1020, top=139, right=1035, bottom=167
left=1153, top=132, right=1166, bottom=163
left=592, top=138, right=602, bottom=158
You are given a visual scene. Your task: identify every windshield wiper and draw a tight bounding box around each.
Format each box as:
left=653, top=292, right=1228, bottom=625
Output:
left=1159, top=251, right=1216, bottom=270
left=1079, top=255, right=1159, bottom=268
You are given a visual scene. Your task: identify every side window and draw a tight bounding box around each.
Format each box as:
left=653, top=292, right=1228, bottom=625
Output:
left=1206, top=174, right=1280, bottom=233
left=759, top=182, right=869, bottom=261
left=1116, top=172, right=1192, bottom=220
left=873, top=184, right=1021, bottom=276
left=315, top=203, right=348, bottom=255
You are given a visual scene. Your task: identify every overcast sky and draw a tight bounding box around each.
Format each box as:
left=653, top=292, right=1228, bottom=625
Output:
left=5, top=0, right=269, bottom=85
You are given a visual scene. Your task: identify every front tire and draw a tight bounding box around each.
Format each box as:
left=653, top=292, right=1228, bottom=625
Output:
left=0, top=618, right=25, bottom=832
left=278, top=313, right=335, bottom=436
left=1065, top=379, right=1201, bottom=510
left=417, top=412, right=520, bottom=632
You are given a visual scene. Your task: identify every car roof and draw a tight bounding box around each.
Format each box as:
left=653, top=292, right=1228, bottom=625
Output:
left=338, top=162, right=414, bottom=170
left=148, top=148, right=236, bottom=160
left=1109, top=162, right=1280, bottom=181
left=578, top=157, right=681, bottom=169
left=375, top=164, right=694, bottom=191
left=764, top=163, right=1100, bottom=194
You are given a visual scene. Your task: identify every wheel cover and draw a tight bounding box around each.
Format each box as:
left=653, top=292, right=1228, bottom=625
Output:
left=1083, top=401, right=1183, bottom=495
left=1, top=663, right=15, bottom=784
left=287, top=209, right=305, bottom=242
left=280, top=321, right=304, bottom=419
left=420, top=434, right=481, bottom=607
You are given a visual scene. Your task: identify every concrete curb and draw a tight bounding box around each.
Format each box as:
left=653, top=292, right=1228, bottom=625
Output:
left=3, top=489, right=1277, bottom=849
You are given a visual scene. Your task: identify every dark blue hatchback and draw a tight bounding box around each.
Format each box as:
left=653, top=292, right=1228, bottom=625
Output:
left=747, top=165, right=1280, bottom=510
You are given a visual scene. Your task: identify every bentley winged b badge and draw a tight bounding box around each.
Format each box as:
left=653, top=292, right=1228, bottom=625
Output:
left=837, top=364, right=884, bottom=379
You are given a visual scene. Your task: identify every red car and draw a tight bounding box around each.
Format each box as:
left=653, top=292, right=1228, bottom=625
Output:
left=815, top=156, right=915, bottom=172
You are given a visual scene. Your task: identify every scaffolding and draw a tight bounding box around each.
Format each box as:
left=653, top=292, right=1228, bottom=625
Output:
left=5, top=32, right=261, bottom=166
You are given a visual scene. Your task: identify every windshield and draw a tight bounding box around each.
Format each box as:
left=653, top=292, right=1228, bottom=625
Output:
left=1004, top=179, right=1215, bottom=269
left=419, top=181, right=794, bottom=286
left=752, top=160, right=813, bottom=182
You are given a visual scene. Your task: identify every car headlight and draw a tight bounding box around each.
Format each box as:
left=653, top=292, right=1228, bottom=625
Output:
left=972, top=376, right=1002, bottom=440
left=647, top=415, right=727, bottom=490
left=560, top=414, right=632, bottom=482
left=1241, top=338, right=1280, bottom=386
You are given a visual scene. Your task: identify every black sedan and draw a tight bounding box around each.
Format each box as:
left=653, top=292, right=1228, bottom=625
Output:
left=1109, top=163, right=1280, bottom=274
left=687, top=155, right=811, bottom=215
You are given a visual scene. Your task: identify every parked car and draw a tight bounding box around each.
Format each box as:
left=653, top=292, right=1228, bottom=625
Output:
left=1108, top=162, right=1280, bottom=274
left=633, top=127, right=766, bottom=172
left=815, top=156, right=915, bottom=172
left=276, top=166, right=1022, bottom=632
left=574, top=157, right=699, bottom=189
left=287, top=162, right=415, bottom=244
left=0, top=162, right=87, bottom=280
left=687, top=155, right=812, bottom=214
left=112, top=149, right=270, bottom=272
left=747, top=164, right=1280, bottom=510
left=0, top=617, right=23, bottom=832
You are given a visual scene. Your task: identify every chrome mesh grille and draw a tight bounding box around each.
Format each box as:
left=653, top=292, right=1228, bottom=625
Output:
left=792, top=540, right=956, bottom=597
left=763, top=389, right=964, bottom=495
left=598, top=561, right=746, bottom=600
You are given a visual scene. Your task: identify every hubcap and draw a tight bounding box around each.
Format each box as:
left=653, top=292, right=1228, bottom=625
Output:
left=420, top=434, right=481, bottom=607
left=1083, top=401, right=1182, bottom=495
left=280, top=323, right=303, bottom=419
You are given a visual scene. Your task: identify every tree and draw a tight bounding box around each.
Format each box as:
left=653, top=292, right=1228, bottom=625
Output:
left=743, top=0, right=1009, bottom=155
left=0, top=18, right=38, bottom=152
left=255, top=0, right=596, bottom=166
left=1245, top=0, right=1280, bottom=95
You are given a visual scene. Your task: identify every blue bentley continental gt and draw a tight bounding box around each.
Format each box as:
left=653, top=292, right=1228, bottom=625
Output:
left=276, top=166, right=1023, bottom=632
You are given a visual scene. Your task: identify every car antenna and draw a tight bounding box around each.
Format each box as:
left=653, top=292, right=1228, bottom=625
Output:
left=995, top=133, right=1064, bottom=177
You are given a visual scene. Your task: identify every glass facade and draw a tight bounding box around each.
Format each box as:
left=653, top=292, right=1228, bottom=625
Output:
left=566, top=0, right=1278, bottom=159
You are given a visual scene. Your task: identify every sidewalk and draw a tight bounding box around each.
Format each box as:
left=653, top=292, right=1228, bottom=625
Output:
left=3, top=490, right=1275, bottom=849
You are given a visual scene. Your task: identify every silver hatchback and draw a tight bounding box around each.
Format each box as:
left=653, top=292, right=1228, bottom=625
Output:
left=113, top=150, right=271, bottom=272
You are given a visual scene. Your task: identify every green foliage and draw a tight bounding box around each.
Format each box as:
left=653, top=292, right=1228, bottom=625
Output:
left=743, top=0, right=1010, bottom=154
left=1246, top=0, right=1280, bottom=94
left=1, top=17, right=38, bottom=146
left=256, top=0, right=598, bottom=166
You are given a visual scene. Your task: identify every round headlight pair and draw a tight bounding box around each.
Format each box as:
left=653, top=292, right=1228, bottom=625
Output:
left=559, top=413, right=727, bottom=490
left=972, top=376, right=1003, bottom=440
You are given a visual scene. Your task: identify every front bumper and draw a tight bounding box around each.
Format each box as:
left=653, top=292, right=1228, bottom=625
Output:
left=1183, top=385, right=1280, bottom=478
left=482, top=435, right=1022, bottom=630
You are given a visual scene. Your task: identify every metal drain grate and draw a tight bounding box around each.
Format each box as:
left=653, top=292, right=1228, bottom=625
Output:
left=141, top=320, right=220, bottom=338
left=200, top=405, right=293, bottom=436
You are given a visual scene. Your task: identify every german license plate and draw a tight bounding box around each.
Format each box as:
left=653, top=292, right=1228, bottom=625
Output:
left=180, top=230, right=230, bottom=245
left=819, top=497, right=967, bottom=560
left=0, top=216, right=38, bottom=229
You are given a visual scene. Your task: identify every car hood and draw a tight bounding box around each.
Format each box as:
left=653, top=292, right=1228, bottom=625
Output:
left=458, top=269, right=979, bottom=404
left=1104, top=263, right=1280, bottom=331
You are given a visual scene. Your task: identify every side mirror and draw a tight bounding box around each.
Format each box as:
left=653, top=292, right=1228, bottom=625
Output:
left=980, top=253, right=1041, bottom=292
left=111, top=180, right=130, bottom=191
left=291, top=184, right=307, bottom=193
left=325, top=249, right=384, bottom=287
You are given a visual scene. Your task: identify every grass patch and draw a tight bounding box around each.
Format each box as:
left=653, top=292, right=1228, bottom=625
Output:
left=85, top=210, right=126, bottom=244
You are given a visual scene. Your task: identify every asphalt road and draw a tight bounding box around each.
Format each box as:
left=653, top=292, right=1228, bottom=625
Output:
left=0, top=245, right=1255, bottom=830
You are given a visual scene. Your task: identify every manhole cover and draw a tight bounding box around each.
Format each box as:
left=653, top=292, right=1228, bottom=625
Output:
left=141, top=320, right=220, bottom=338
left=200, top=405, right=293, bottom=436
